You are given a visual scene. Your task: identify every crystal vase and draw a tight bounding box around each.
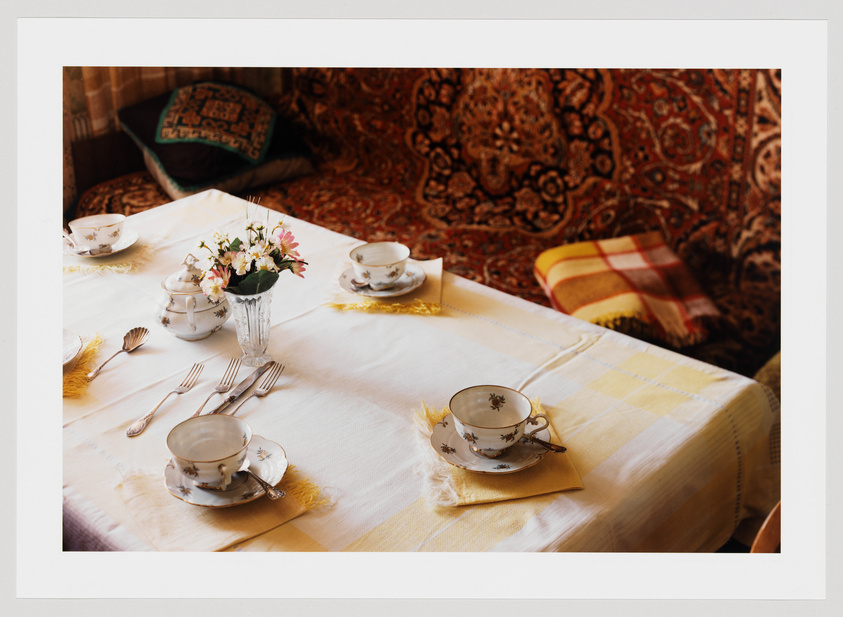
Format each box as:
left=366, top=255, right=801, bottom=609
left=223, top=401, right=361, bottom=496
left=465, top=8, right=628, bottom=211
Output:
left=225, top=285, right=274, bottom=367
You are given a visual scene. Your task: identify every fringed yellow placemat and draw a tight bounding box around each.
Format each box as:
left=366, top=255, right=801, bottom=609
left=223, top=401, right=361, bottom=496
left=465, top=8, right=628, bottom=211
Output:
left=63, top=242, right=154, bottom=275
left=413, top=398, right=583, bottom=508
left=115, top=463, right=330, bottom=552
left=325, top=298, right=442, bottom=315
left=62, top=334, right=103, bottom=398
left=327, top=258, right=443, bottom=315
left=281, top=465, right=332, bottom=511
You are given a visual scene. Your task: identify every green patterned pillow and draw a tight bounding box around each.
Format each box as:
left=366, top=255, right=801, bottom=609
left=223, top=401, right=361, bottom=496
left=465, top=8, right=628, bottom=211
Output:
left=156, top=82, right=275, bottom=164
left=117, top=81, right=312, bottom=200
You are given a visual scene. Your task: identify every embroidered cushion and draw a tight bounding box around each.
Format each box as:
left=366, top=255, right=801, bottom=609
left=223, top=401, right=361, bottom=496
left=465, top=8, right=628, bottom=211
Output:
left=535, top=231, right=722, bottom=348
left=117, top=81, right=312, bottom=199
left=156, top=82, right=275, bottom=164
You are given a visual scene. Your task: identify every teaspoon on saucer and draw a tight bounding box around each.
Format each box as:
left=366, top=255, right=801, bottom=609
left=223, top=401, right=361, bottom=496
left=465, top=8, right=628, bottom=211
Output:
left=521, top=434, right=567, bottom=453
left=239, top=459, right=285, bottom=499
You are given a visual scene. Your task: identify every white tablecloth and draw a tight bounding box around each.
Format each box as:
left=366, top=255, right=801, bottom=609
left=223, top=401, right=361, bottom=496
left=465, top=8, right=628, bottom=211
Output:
left=60, top=189, right=780, bottom=554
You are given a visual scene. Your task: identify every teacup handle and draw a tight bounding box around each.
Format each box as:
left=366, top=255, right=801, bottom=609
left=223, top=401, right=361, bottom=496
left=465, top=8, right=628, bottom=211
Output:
left=524, top=413, right=550, bottom=439
left=218, top=463, right=233, bottom=487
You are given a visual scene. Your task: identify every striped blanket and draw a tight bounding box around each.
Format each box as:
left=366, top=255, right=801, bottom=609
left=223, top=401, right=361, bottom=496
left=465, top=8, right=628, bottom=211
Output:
left=534, top=231, right=721, bottom=348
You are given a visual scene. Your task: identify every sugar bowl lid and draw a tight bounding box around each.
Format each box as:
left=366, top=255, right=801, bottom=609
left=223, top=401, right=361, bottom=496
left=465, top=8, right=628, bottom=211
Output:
left=162, top=254, right=206, bottom=294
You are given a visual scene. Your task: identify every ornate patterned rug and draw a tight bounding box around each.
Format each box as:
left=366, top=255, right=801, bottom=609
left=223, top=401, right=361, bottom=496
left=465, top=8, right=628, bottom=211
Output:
left=75, top=68, right=781, bottom=377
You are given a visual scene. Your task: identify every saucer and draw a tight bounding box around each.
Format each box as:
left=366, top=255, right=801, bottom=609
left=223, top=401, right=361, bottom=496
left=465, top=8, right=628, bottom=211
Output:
left=430, top=413, right=550, bottom=474
left=164, top=435, right=288, bottom=507
left=63, top=228, right=140, bottom=258
left=63, top=329, right=83, bottom=369
left=338, top=263, right=426, bottom=298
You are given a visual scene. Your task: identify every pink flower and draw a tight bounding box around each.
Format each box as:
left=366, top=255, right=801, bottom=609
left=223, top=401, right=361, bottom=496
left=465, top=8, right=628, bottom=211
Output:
left=210, top=266, right=230, bottom=286
left=221, top=250, right=239, bottom=267
left=290, top=260, right=307, bottom=278
left=276, top=230, right=300, bottom=258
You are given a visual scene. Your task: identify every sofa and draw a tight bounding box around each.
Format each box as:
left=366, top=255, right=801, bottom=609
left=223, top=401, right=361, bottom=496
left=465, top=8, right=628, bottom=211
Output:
left=68, top=67, right=781, bottom=380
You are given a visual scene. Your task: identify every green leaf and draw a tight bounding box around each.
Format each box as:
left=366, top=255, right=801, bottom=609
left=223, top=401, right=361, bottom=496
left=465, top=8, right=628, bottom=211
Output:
left=232, top=270, right=279, bottom=295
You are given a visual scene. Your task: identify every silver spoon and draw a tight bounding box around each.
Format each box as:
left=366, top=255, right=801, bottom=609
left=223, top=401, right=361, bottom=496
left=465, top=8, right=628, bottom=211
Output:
left=521, top=434, right=567, bottom=453
left=87, top=327, right=150, bottom=380
left=239, top=459, right=285, bottom=499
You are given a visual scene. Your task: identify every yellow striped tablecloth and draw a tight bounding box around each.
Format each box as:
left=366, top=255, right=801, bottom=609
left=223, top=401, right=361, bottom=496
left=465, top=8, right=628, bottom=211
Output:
left=61, top=189, right=780, bottom=554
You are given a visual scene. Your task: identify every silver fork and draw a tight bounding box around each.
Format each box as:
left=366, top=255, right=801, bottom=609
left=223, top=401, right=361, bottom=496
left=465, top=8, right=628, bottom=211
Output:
left=191, top=357, right=241, bottom=417
left=126, top=363, right=204, bottom=437
left=226, top=363, right=285, bottom=416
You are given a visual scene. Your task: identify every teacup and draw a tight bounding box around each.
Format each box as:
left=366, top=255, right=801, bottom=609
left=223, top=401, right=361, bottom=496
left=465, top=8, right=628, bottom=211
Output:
left=166, top=414, right=252, bottom=490
left=449, top=385, right=549, bottom=458
left=349, top=241, right=411, bottom=290
left=68, top=213, right=125, bottom=252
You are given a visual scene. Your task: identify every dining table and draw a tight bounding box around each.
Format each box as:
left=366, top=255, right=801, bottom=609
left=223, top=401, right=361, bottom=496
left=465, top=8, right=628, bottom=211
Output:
left=60, top=188, right=780, bottom=556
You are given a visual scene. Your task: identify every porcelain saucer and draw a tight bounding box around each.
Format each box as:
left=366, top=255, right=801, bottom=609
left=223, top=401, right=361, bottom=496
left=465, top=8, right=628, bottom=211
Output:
left=338, top=263, right=426, bottom=298
left=63, top=228, right=140, bottom=258
left=63, top=328, right=83, bottom=369
left=430, top=413, right=550, bottom=474
left=164, top=435, right=288, bottom=507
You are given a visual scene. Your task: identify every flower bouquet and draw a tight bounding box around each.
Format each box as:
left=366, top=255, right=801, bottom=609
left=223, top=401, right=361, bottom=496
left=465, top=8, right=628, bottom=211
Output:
left=198, top=218, right=306, bottom=300
left=197, top=213, right=306, bottom=366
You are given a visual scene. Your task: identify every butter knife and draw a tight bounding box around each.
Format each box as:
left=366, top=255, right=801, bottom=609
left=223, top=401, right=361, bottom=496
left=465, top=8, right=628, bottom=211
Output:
left=207, top=361, right=275, bottom=414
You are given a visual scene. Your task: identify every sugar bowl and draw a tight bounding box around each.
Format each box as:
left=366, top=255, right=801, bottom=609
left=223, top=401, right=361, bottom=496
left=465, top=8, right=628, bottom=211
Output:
left=156, top=254, right=230, bottom=341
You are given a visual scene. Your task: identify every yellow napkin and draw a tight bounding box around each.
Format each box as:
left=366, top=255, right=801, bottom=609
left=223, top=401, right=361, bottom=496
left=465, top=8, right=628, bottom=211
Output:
left=63, top=241, right=153, bottom=274
left=414, top=399, right=583, bottom=507
left=115, top=465, right=328, bottom=552
left=327, top=258, right=443, bottom=315
left=62, top=334, right=103, bottom=398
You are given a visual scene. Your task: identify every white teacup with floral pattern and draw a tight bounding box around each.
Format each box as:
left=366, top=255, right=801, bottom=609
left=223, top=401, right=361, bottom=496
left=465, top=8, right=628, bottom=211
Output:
left=449, top=385, right=549, bottom=458
left=166, top=414, right=252, bottom=490
left=68, top=213, right=125, bottom=252
left=349, top=241, right=411, bottom=290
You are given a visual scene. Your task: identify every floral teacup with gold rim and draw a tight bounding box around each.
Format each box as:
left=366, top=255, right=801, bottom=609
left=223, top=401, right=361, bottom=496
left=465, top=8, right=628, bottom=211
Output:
left=449, top=385, right=549, bottom=459
left=349, top=241, right=411, bottom=290
left=68, top=213, right=125, bottom=252
left=167, top=414, right=252, bottom=490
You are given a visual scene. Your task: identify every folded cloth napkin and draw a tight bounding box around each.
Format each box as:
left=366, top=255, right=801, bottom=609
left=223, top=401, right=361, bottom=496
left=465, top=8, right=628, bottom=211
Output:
left=62, top=334, right=103, bottom=398
left=534, top=230, right=721, bottom=348
left=115, top=464, right=327, bottom=552
left=327, top=258, right=443, bottom=315
left=413, top=399, right=583, bottom=507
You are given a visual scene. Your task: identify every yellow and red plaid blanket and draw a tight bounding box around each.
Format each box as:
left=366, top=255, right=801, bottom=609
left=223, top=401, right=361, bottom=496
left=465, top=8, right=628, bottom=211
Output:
left=534, top=231, right=721, bottom=348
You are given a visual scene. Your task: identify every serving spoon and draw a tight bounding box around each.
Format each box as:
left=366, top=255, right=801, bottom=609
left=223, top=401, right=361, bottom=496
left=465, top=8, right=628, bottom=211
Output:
left=87, top=327, right=150, bottom=380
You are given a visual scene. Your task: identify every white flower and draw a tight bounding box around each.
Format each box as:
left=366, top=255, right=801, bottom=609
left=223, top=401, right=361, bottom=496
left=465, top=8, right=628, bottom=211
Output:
left=232, top=252, right=251, bottom=276
left=254, top=254, right=277, bottom=271
left=200, top=275, right=227, bottom=303
left=246, top=241, right=268, bottom=263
